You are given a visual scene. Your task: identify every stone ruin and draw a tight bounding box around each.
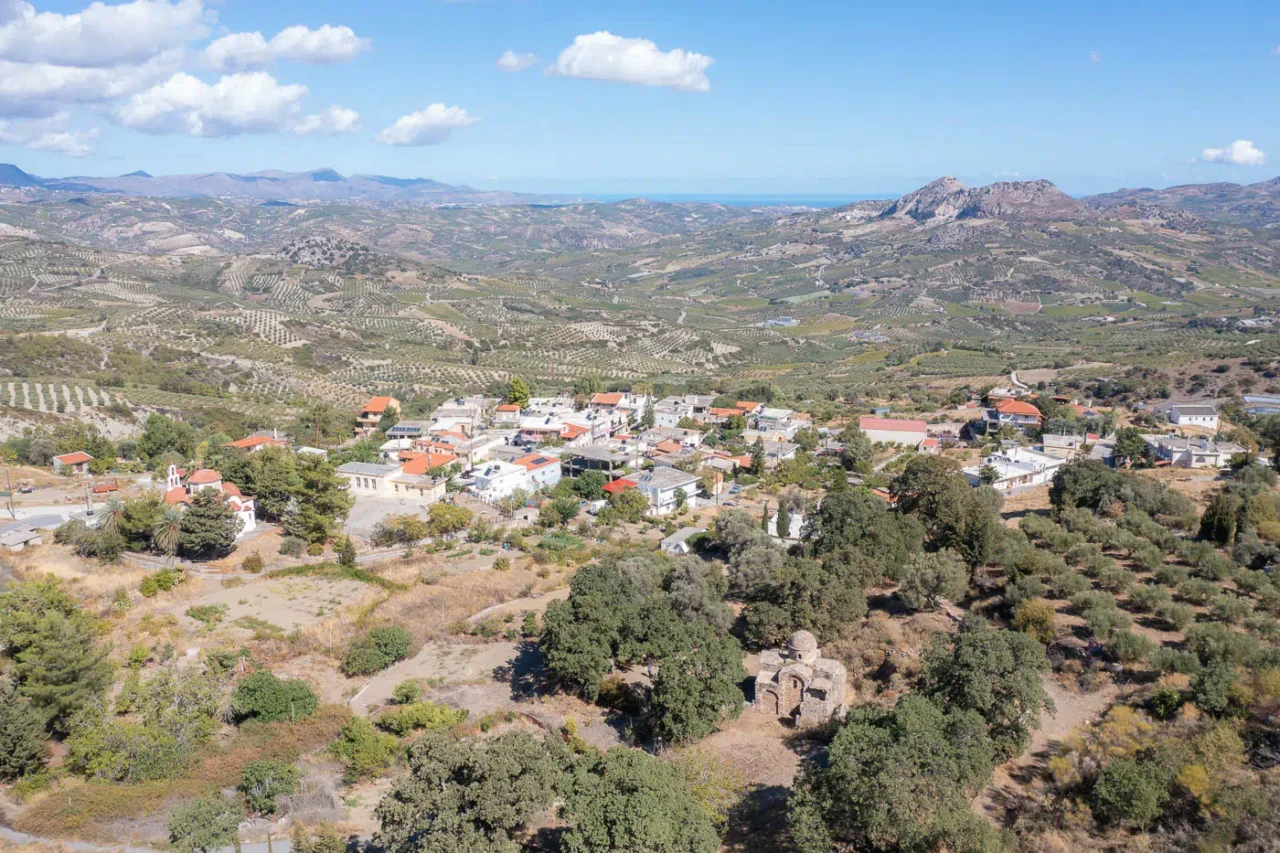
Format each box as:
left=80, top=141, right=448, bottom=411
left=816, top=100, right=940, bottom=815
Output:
left=753, top=629, right=847, bottom=727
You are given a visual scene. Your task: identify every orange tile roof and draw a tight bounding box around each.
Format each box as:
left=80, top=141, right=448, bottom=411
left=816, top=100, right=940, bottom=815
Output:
left=220, top=482, right=243, bottom=497
left=91, top=482, right=118, bottom=494
left=603, top=478, right=637, bottom=494
left=224, top=435, right=283, bottom=449
left=163, top=486, right=191, bottom=505
left=513, top=453, right=559, bottom=471
left=54, top=451, right=92, bottom=465
left=709, top=407, right=739, bottom=418
left=402, top=452, right=455, bottom=476
left=362, top=396, right=395, bottom=414
left=996, top=399, right=1043, bottom=418
left=561, top=423, right=589, bottom=439
left=496, top=404, right=521, bottom=412
left=188, top=469, right=222, bottom=485
left=590, top=392, right=624, bottom=406
left=654, top=439, right=683, bottom=454
left=735, top=401, right=760, bottom=411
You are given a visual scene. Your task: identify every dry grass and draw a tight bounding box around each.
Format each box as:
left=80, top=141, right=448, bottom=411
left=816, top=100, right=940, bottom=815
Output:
left=15, top=778, right=214, bottom=843
left=9, top=544, right=151, bottom=616
left=285, top=554, right=564, bottom=665
left=190, top=704, right=350, bottom=788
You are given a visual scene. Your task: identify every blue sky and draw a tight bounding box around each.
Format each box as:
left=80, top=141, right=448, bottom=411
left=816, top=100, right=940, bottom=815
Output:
left=0, top=0, right=1277, bottom=196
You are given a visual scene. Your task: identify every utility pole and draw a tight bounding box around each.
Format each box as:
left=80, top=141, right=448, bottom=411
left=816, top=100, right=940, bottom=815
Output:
left=4, top=468, right=14, bottom=519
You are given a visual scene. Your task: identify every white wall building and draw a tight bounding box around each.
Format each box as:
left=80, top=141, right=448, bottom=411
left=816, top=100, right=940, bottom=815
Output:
left=859, top=416, right=928, bottom=447
left=963, top=447, right=1065, bottom=492
left=1169, top=405, right=1219, bottom=431
left=336, top=462, right=404, bottom=498
left=632, top=467, right=701, bottom=516
left=471, top=460, right=533, bottom=502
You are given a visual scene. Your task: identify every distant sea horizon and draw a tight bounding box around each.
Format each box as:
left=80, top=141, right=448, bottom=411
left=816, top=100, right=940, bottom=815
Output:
left=581, top=192, right=888, bottom=208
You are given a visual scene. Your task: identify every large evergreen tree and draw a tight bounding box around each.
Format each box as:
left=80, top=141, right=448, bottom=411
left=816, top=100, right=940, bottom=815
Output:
left=788, top=695, right=998, bottom=853
left=282, top=453, right=354, bottom=544
left=178, top=489, right=241, bottom=559
left=375, top=730, right=565, bottom=852
left=562, top=747, right=720, bottom=853
left=246, top=446, right=301, bottom=521
left=15, top=611, right=112, bottom=733
left=648, top=626, right=745, bottom=745
left=0, top=677, right=48, bottom=779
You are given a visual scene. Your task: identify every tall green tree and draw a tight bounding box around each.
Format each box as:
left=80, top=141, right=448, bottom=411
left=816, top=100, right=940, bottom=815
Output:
left=837, top=426, right=873, bottom=471
left=788, top=695, right=997, bottom=853
left=138, top=413, right=196, bottom=461
left=743, top=557, right=867, bottom=647
left=751, top=437, right=766, bottom=476
left=15, top=611, right=112, bottom=733
left=648, top=627, right=745, bottom=745
left=507, top=376, right=531, bottom=408
left=246, top=446, right=300, bottom=521
left=775, top=501, right=791, bottom=540
left=0, top=677, right=48, bottom=779
left=152, top=505, right=184, bottom=563
left=282, top=453, right=354, bottom=544
left=562, top=747, right=720, bottom=853
left=375, top=730, right=565, bottom=852
left=919, top=617, right=1052, bottom=762
left=178, top=489, right=241, bottom=559
left=896, top=550, right=970, bottom=612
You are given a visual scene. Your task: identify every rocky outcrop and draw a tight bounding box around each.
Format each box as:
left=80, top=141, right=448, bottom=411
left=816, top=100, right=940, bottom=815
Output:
left=879, top=177, right=1092, bottom=223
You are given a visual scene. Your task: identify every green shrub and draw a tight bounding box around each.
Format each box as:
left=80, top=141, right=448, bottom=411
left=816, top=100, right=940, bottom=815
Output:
left=1148, top=688, right=1183, bottom=720
left=342, top=625, right=413, bottom=676
left=1047, top=569, right=1090, bottom=598
left=239, top=759, right=300, bottom=814
left=1091, top=758, right=1169, bottom=827
left=376, top=701, right=467, bottom=736
left=1107, top=631, right=1154, bottom=664
left=1154, top=601, right=1195, bottom=632
left=306, top=542, right=324, bottom=557
left=391, top=679, right=421, bottom=705
left=241, top=553, right=265, bottom=573
left=1153, top=564, right=1189, bottom=587
left=1126, top=584, right=1172, bottom=613
left=185, top=604, right=227, bottom=625
left=493, top=556, right=511, bottom=572
left=279, top=536, right=306, bottom=557
left=231, top=671, right=319, bottom=724
left=329, top=717, right=397, bottom=781
left=1149, top=647, right=1202, bottom=675
left=1191, top=662, right=1237, bottom=717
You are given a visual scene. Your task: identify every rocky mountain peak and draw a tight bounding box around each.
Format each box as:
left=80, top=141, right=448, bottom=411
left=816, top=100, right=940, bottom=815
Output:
left=879, top=176, right=1090, bottom=223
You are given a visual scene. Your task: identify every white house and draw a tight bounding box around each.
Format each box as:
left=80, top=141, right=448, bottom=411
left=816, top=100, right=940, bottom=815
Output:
left=162, top=465, right=257, bottom=536
left=471, top=460, right=533, bottom=503
left=1169, top=405, right=1219, bottom=431
left=1039, top=433, right=1089, bottom=459
left=963, top=447, right=1065, bottom=492
left=336, top=461, right=404, bottom=498
left=859, top=416, right=928, bottom=447
left=757, top=407, right=795, bottom=432
left=1144, top=435, right=1244, bottom=469
left=52, top=451, right=93, bottom=474
left=632, top=467, right=700, bottom=516
left=513, top=453, right=563, bottom=491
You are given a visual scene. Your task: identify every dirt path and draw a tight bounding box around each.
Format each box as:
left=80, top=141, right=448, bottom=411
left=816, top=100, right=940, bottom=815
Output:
left=972, top=676, right=1120, bottom=821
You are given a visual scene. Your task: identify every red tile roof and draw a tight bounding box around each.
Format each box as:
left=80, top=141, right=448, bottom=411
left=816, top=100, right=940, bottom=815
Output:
left=603, top=478, right=637, bottom=495
left=402, top=452, right=455, bottom=476
left=735, top=401, right=760, bottom=411
left=496, top=404, right=522, bottom=412
left=188, top=469, right=222, bottom=485
left=220, top=482, right=243, bottom=497
left=654, top=439, right=683, bottom=454
left=561, top=423, right=589, bottom=439
left=859, top=416, right=927, bottom=433
left=709, top=407, right=739, bottom=418
left=996, top=399, right=1043, bottom=418
left=91, top=482, right=118, bottom=494
left=590, top=392, right=624, bottom=406
left=54, top=451, right=92, bottom=465
left=361, top=396, right=395, bottom=414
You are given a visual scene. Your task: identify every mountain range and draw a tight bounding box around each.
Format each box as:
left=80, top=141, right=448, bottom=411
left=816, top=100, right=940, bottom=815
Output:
left=0, top=163, right=577, bottom=206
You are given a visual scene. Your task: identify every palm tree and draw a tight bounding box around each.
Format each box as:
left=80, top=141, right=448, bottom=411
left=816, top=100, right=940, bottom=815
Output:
left=100, top=497, right=125, bottom=536
left=153, top=506, right=183, bottom=565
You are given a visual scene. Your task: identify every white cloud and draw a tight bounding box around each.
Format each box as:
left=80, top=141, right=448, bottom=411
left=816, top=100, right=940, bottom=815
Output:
left=0, top=111, right=98, bottom=155
left=293, top=104, right=361, bottom=135
left=0, top=0, right=209, bottom=68
left=1089, top=50, right=1103, bottom=62
left=375, top=104, right=478, bottom=146
left=545, top=31, right=713, bottom=92
left=496, top=49, right=537, bottom=72
left=115, top=71, right=359, bottom=137
left=0, top=49, right=180, bottom=117
left=1200, top=139, right=1267, bottom=166
left=204, top=24, right=370, bottom=72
